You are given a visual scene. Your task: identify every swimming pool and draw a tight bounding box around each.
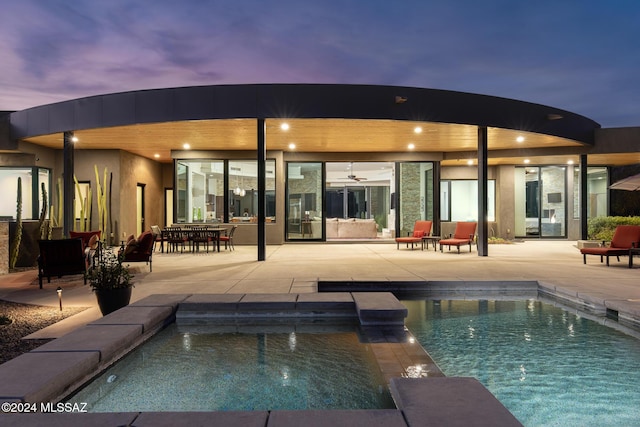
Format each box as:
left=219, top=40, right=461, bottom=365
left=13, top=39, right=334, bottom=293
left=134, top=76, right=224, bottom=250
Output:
left=68, top=325, right=394, bottom=412
left=402, top=299, right=640, bottom=427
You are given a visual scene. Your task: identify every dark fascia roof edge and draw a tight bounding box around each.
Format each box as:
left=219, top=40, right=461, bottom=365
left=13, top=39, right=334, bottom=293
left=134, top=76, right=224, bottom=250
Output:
left=9, top=83, right=600, bottom=145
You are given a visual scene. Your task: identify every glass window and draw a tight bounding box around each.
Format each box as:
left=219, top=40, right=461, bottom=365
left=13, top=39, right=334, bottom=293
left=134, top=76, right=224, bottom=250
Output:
left=573, top=167, right=607, bottom=219
left=0, top=167, right=47, bottom=220
left=287, top=162, right=322, bottom=240
left=176, top=160, right=224, bottom=223
left=440, top=180, right=495, bottom=222
left=229, top=160, right=276, bottom=222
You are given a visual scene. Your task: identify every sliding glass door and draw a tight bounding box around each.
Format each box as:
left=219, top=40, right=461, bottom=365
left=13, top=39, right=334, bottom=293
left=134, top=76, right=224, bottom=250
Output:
left=516, top=166, right=566, bottom=238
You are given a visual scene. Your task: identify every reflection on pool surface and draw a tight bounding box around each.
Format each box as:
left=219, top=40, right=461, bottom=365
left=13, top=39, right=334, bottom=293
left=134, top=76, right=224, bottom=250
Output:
left=69, top=325, right=394, bottom=412
left=403, top=299, right=640, bottom=427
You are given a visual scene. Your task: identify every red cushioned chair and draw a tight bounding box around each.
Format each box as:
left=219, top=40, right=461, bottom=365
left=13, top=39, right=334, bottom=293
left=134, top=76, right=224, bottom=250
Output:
left=219, top=225, right=237, bottom=251
left=580, top=225, right=640, bottom=266
left=395, top=220, right=433, bottom=250
left=119, top=230, right=154, bottom=271
left=439, top=222, right=477, bottom=253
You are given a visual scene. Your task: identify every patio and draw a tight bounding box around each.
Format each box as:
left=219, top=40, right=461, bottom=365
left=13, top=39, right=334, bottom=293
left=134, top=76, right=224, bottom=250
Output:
left=1, top=240, right=639, bottom=339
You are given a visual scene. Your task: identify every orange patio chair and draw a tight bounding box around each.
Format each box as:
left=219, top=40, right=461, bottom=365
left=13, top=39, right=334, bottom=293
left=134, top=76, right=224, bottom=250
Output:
left=580, top=225, right=640, bottom=266
left=395, top=220, right=433, bottom=250
left=439, top=222, right=477, bottom=253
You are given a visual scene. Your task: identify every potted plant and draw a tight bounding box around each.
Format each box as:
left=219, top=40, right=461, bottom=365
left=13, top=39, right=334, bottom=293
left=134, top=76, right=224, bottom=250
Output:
left=87, top=249, right=134, bottom=315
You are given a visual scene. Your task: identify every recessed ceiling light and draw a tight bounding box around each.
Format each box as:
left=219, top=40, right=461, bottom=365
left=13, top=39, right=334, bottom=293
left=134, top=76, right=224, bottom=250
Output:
left=524, top=159, right=530, bottom=164
left=516, top=136, right=525, bottom=143
left=183, top=143, right=190, bottom=149
left=567, top=160, right=574, bottom=165
left=281, top=123, right=290, bottom=131
left=408, top=143, right=415, bottom=150
left=154, top=153, right=160, bottom=158
left=288, top=143, right=296, bottom=150
left=467, top=160, right=473, bottom=166
left=414, top=126, right=422, bottom=134
left=71, top=136, right=79, bottom=143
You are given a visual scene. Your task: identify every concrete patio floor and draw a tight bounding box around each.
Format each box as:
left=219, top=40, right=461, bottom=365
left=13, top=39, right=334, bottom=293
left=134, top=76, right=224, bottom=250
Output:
left=1, top=239, right=639, bottom=339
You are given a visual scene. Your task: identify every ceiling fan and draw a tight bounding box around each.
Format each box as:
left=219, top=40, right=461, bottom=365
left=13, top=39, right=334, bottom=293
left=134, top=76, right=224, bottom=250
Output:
left=341, top=162, right=367, bottom=182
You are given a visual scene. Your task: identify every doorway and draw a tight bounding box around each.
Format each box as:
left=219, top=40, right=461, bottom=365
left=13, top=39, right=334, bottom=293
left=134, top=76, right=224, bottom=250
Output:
left=516, top=166, right=566, bottom=238
left=136, top=183, right=145, bottom=236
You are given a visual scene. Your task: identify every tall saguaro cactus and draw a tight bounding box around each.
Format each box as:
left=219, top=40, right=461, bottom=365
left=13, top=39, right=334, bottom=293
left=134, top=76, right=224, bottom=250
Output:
left=38, top=182, right=48, bottom=240
left=10, top=177, right=22, bottom=269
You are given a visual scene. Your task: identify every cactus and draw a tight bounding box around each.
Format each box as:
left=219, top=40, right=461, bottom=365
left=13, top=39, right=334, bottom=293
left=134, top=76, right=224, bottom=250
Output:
left=73, top=176, right=92, bottom=232
left=48, top=178, right=62, bottom=239
left=94, top=166, right=108, bottom=240
left=38, top=182, right=48, bottom=239
left=10, top=177, right=22, bottom=269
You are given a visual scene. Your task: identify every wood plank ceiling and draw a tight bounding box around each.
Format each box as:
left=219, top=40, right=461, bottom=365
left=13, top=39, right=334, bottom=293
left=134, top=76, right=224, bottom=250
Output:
left=22, top=118, right=633, bottom=166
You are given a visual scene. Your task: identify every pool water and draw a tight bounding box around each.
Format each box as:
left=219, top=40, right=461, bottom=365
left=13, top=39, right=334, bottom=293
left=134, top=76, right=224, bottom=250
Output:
left=69, top=325, right=394, bottom=412
left=402, top=299, right=640, bottom=427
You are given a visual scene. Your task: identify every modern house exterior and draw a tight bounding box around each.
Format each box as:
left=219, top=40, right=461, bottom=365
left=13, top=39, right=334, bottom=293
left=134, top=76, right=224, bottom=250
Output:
left=1, top=84, right=639, bottom=260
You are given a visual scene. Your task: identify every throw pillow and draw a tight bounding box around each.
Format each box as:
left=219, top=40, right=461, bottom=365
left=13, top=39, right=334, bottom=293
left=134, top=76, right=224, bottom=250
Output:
left=413, top=230, right=424, bottom=237
left=88, top=234, right=99, bottom=250
left=124, top=239, right=138, bottom=255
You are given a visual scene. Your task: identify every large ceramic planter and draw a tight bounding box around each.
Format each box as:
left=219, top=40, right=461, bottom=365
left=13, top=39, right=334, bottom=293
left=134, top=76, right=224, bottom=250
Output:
left=95, top=286, right=132, bottom=316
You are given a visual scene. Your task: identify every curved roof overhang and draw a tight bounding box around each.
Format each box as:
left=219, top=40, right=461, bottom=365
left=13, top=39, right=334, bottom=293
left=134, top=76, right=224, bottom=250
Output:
left=8, top=84, right=601, bottom=165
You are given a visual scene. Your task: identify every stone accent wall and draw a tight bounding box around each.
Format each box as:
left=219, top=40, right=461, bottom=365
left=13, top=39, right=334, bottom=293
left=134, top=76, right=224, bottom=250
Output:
left=400, top=163, right=421, bottom=235
left=0, top=221, right=8, bottom=274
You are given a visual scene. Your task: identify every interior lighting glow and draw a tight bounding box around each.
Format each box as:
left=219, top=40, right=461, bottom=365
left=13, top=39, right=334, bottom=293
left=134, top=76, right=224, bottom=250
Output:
left=414, top=126, right=422, bottom=134
left=467, top=160, right=473, bottom=166
left=183, top=143, right=191, bottom=149
left=567, top=160, right=574, bottom=165
left=524, top=159, right=530, bottom=164
left=408, top=143, right=415, bottom=150
left=154, top=153, right=160, bottom=158
left=516, top=136, right=525, bottom=143
left=281, top=123, right=290, bottom=131
left=288, top=143, right=296, bottom=150
left=71, top=136, right=79, bottom=143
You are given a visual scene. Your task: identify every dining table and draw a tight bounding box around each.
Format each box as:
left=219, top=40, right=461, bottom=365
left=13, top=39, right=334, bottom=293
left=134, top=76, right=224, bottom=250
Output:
left=161, top=225, right=229, bottom=253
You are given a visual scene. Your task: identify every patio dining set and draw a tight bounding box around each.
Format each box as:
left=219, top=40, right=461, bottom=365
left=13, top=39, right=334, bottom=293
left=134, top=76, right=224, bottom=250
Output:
left=154, top=225, right=237, bottom=254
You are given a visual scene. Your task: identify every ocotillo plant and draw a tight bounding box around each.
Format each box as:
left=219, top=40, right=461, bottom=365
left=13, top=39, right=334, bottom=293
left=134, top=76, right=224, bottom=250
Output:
left=10, top=177, right=22, bottom=269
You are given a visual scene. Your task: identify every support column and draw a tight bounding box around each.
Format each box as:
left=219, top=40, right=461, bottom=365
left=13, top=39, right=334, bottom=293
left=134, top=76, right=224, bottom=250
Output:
left=63, top=131, right=75, bottom=237
left=477, top=126, right=488, bottom=256
left=257, top=119, right=266, bottom=261
left=580, top=154, right=588, bottom=240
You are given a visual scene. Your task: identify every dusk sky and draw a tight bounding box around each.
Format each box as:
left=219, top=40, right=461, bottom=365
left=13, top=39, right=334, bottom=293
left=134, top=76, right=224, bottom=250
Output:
left=1, top=1, right=639, bottom=128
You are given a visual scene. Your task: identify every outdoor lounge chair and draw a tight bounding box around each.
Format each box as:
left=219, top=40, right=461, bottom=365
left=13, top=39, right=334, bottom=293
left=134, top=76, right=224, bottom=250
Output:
left=38, top=238, right=87, bottom=289
left=439, top=222, right=477, bottom=253
left=395, top=220, right=433, bottom=250
left=580, top=225, right=640, bottom=266
left=119, top=230, right=154, bottom=271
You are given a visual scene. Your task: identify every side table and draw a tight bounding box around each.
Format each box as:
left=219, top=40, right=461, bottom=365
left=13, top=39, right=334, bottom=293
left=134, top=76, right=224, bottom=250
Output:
left=422, top=236, right=441, bottom=251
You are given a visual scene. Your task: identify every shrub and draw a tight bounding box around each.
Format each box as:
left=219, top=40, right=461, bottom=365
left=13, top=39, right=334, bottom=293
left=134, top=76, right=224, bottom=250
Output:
left=587, top=216, right=640, bottom=241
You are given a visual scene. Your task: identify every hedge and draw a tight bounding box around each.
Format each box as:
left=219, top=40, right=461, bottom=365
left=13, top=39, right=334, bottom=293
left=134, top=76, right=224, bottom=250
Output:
left=587, top=216, right=640, bottom=241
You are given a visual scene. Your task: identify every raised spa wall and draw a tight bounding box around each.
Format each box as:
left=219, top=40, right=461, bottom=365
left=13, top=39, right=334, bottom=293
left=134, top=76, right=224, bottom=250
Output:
left=0, top=292, right=522, bottom=427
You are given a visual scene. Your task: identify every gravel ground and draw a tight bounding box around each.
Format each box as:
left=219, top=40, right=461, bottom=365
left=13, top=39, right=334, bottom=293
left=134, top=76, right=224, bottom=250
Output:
left=0, top=300, right=89, bottom=365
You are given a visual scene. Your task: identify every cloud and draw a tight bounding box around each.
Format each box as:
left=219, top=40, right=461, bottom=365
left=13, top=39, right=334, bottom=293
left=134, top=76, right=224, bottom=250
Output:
left=0, top=0, right=639, bottom=127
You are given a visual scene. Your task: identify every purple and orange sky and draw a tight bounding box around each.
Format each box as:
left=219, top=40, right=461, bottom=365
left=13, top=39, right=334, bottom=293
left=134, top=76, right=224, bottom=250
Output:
left=1, top=1, right=639, bottom=128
